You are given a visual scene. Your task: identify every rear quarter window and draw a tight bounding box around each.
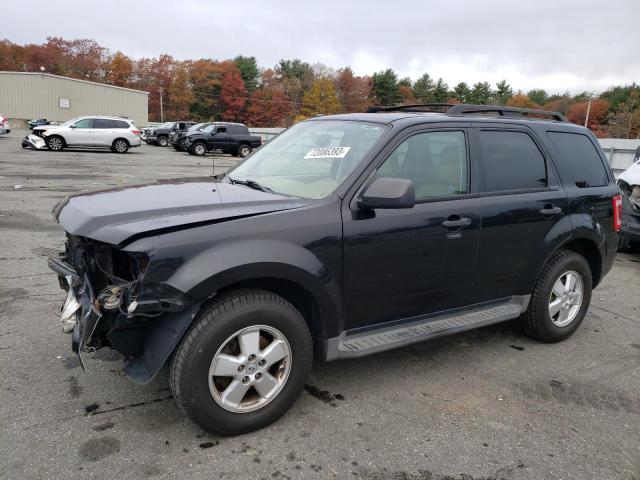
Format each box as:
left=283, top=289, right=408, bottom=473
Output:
left=547, top=132, right=609, bottom=187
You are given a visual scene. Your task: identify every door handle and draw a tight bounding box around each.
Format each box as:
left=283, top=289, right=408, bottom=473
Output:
left=539, top=205, right=562, bottom=215
left=442, top=217, right=472, bottom=228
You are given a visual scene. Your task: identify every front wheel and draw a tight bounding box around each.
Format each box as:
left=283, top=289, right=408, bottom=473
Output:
left=46, top=135, right=64, bottom=151
left=237, top=144, right=251, bottom=158
left=191, top=142, right=206, bottom=156
left=170, top=290, right=313, bottom=435
left=520, top=250, right=592, bottom=343
left=157, top=135, right=169, bottom=147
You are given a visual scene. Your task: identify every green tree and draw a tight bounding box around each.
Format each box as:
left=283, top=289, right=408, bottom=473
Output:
left=233, top=55, right=259, bottom=92
left=371, top=69, right=402, bottom=106
left=527, top=89, right=548, bottom=106
left=494, top=80, right=513, bottom=105
left=413, top=73, right=435, bottom=103
left=452, top=82, right=470, bottom=103
left=468, top=82, right=493, bottom=104
left=432, top=78, right=449, bottom=103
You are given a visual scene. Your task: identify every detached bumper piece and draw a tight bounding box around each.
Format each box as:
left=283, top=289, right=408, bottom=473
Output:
left=22, top=134, right=47, bottom=150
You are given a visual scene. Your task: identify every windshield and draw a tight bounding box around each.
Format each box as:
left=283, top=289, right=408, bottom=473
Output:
left=202, top=125, right=216, bottom=133
left=188, top=123, right=207, bottom=132
left=228, top=120, right=386, bottom=199
left=60, top=117, right=81, bottom=126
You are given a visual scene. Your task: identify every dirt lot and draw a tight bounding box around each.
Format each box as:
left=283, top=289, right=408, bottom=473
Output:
left=0, top=131, right=639, bottom=480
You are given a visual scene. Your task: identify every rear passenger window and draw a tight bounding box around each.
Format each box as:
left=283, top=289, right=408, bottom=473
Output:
left=378, top=131, right=468, bottom=199
left=478, top=130, right=547, bottom=192
left=547, top=132, right=608, bottom=187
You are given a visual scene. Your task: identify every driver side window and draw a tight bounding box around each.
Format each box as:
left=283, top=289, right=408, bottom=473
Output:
left=377, top=131, right=468, bottom=199
left=72, top=119, right=93, bottom=129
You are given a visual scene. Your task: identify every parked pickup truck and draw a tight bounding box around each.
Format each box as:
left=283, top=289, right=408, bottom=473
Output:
left=142, top=121, right=197, bottom=146
left=170, top=122, right=212, bottom=151
left=182, top=122, right=262, bottom=157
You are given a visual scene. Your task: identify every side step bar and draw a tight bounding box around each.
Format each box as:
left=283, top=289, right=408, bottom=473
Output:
left=325, top=296, right=530, bottom=361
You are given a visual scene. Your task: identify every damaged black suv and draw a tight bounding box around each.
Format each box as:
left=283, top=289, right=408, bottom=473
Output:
left=49, top=104, right=621, bottom=435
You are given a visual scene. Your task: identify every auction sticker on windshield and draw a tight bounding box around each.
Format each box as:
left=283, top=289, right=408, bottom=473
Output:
left=304, top=146, right=351, bottom=159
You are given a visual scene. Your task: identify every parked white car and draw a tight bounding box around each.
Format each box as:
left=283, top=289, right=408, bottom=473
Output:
left=33, top=116, right=141, bottom=153
left=0, top=115, right=10, bottom=135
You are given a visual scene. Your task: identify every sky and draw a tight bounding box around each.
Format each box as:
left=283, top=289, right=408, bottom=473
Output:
left=1, top=0, right=639, bottom=94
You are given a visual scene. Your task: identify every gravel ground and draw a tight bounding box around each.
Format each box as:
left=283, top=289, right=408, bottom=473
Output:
left=1, top=131, right=639, bottom=480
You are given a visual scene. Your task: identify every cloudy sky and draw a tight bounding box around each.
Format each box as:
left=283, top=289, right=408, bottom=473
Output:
left=1, top=0, right=638, bottom=94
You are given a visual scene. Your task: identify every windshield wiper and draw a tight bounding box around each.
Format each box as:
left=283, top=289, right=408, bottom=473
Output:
left=228, top=176, right=273, bottom=193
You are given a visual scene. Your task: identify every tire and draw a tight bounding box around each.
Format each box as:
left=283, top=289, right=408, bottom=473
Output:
left=191, top=142, right=206, bottom=156
left=237, top=144, right=251, bottom=158
left=520, top=250, right=593, bottom=343
left=157, top=135, right=169, bottom=147
left=46, top=135, right=64, bottom=151
left=112, top=138, right=129, bottom=154
left=170, top=289, right=313, bottom=435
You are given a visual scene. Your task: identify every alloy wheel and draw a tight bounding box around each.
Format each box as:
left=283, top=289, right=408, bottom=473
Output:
left=548, top=270, right=584, bottom=327
left=195, top=144, right=206, bottom=156
left=208, top=325, right=292, bottom=413
left=48, top=137, right=63, bottom=150
left=115, top=140, right=128, bottom=153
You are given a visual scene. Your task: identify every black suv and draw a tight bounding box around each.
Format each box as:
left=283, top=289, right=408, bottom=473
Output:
left=48, top=104, right=620, bottom=435
left=182, top=122, right=262, bottom=157
left=142, top=121, right=197, bottom=146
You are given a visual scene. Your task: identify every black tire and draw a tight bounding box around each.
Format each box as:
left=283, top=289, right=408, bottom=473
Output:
left=157, top=135, right=169, bottom=147
left=112, top=138, right=129, bottom=154
left=170, top=289, right=313, bottom=435
left=190, top=142, right=207, bottom=156
left=237, top=144, right=251, bottom=158
left=520, top=250, right=592, bottom=343
left=46, top=135, right=65, bottom=151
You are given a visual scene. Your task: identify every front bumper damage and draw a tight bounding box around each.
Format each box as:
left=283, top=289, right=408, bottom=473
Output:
left=618, top=161, right=640, bottom=248
left=48, top=238, right=201, bottom=383
left=22, top=134, right=47, bottom=150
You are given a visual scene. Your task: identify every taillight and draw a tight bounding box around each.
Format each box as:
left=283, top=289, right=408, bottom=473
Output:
left=131, top=130, right=141, bottom=135
left=612, top=194, right=622, bottom=231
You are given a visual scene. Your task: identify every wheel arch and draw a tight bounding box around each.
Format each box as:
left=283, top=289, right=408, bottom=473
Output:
left=539, top=235, right=603, bottom=289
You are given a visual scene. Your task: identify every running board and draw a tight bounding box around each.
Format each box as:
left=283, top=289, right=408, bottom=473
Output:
left=325, top=296, right=530, bottom=361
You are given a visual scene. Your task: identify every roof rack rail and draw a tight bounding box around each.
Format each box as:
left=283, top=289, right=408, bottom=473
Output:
left=446, top=104, right=567, bottom=122
left=366, top=103, right=453, bottom=113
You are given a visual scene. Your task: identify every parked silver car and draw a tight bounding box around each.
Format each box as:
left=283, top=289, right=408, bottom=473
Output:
left=33, top=116, right=142, bottom=153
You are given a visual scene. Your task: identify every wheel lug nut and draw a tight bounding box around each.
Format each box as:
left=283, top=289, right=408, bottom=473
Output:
left=238, top=365, right=245, bottom=372
left=242, top=376, right=250, bottom=384
left=255, top=373, right=262, bottom=380
left=248, top=354, right=256, bottom=362
left=258, top=359, right=266, bottom=367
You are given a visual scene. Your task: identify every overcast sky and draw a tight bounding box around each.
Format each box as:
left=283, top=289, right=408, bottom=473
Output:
left=1, top=0, right=638, bottom=94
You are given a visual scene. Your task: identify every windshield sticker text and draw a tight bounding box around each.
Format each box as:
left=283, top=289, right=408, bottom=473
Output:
left=304, top=146, right=351, bottom=159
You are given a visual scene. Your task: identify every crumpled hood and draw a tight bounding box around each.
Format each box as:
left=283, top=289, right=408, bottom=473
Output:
left=618, top=160, right=640, bottom=186
left=54, top=178, right=310, bottom=245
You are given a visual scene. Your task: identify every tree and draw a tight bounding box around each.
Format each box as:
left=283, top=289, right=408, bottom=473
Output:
left=220, top=68, right=248, bottom=121
left=507, top=92, right=539, bottom=108
left=334, top=67, right=371, bottom=113
left=106, top=51, right=134, bottom=87
left=527, top=89, right=548, bottom=106
left=566, top=99, right=610, bottom=130
left=166, top=62, right=194, bottom=119
left=300, top=77, right=340, bottom=117
left=413, top=73, right=435, bottom=103
left=494, top=80, right=512, bottom=105
left=452, top=82, right=471, bottom=103
left=468, top=82, right=492, bottom=104
left=245, top=87, right=290, bottom=127
left=233, top=55, right=259, bottom=92
left=371, top=69, right=402, bottom=106
left=432, top=78, right=449, bottom=103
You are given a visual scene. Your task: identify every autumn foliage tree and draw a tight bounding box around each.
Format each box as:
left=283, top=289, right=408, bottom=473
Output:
left=220, top=68, right=248, bottom=122
left=300, top=77, right=340, bottom=117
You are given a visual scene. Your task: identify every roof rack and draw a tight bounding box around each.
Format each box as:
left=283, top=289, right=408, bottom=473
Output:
left=366, top=103, right=567, bottom=122
left=366, top=103, right=453, bottom=113
left=446, top=104, right=567, bottom=122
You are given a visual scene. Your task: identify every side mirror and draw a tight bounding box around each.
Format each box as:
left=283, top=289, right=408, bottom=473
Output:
left=69, top=124, right=76, bottom=129
left=357, top=177, right=415, bottom=210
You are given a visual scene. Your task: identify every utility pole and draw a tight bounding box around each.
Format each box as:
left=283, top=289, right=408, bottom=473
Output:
left=584, top=93, right=592, bottom=128
left=159, top=87, right=164, bottom=123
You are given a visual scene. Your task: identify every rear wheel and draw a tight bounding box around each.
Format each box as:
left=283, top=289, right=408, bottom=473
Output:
left=157, top=135, right=169, bottom=147
left=46, top=135, right=64, bottom=151
left=170, top=289, right=313, bottom=435
left=112, top=138, right=129, bottom=153
left=520, top=250, right=592, bottom=343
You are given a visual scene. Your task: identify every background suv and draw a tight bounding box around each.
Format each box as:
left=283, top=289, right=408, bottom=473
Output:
left=49, top=104, right=620, bottom=435
left=142, top=121, right=196, bottom=146
left=34, top=116, right=141, bottom=153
